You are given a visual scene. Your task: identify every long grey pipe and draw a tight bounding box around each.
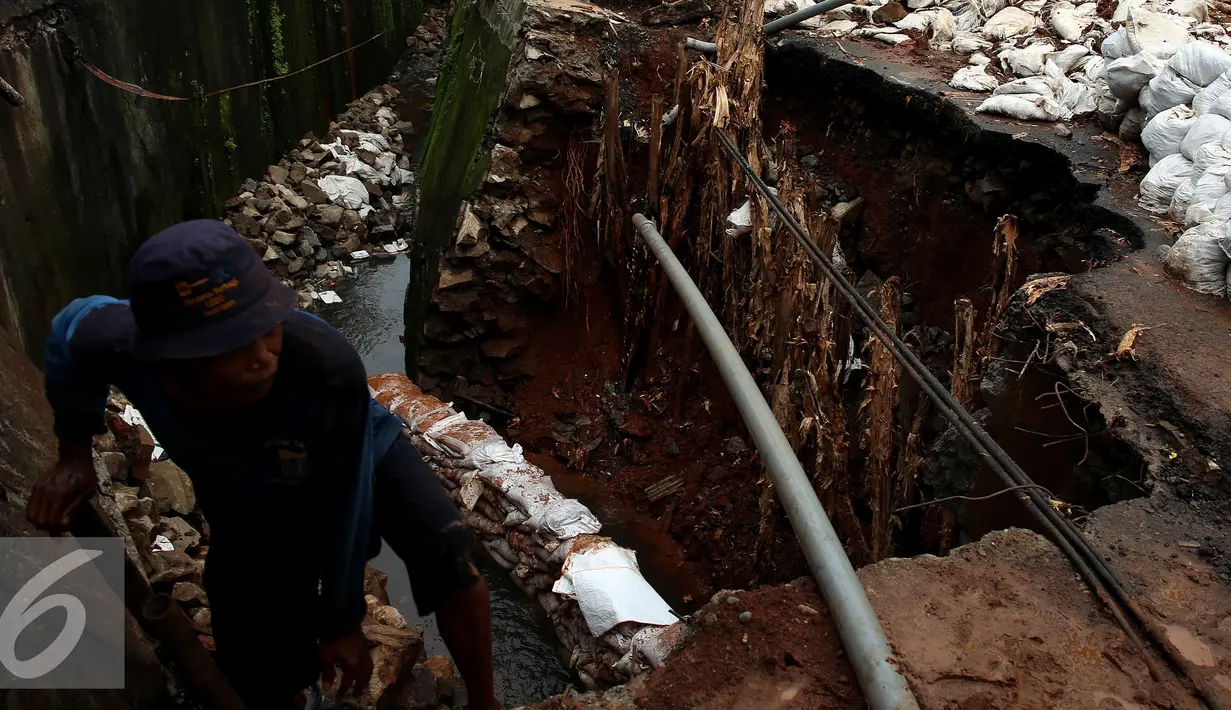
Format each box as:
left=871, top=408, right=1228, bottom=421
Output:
left=685, top=0, right=857, bottom=54
left=632, top=214, right=919, bottom=710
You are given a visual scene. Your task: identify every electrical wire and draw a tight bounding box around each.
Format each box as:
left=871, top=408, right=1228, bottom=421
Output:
left=711, top=125, right=1221, bottom=709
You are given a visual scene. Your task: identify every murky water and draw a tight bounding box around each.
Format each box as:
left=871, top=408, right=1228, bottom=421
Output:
left=317, top=257, right=572, bottom=707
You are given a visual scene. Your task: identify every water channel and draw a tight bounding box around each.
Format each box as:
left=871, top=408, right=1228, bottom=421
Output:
left=318, top=257, right=572, bottom=706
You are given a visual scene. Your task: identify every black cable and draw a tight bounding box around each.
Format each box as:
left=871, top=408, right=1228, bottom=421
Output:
left=711, top=125, right=1220, bottom=709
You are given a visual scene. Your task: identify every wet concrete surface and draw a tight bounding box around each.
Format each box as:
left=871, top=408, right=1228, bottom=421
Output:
left=318, top=256, right=572, bottom=707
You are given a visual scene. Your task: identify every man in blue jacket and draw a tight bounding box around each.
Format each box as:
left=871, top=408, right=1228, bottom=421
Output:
left=27, top=220, right=499, bottom=710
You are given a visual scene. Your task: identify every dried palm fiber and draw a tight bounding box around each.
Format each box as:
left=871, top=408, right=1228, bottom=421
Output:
left=859, top=278, right=902, bottom=563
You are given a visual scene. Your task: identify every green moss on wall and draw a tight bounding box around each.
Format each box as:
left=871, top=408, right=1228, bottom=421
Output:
left=406, top=0, right=522, bottom=372
left=270, top=0, right=290, bottom=76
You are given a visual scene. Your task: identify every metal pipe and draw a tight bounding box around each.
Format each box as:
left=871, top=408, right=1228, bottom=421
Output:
left=685, top=0, right=858, bottom=54
left=0, top=75, right=24, bottom=107
left=632, top=213, right=919, bottom=710
left=764, top=0, right=857, bottom=35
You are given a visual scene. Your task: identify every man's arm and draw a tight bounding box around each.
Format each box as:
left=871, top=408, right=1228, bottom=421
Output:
left=29, top=297, right=124, bottom=532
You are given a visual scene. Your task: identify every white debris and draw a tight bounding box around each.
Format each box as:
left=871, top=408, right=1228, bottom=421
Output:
left=317, top=175, right=370, bottom=210
left=1127, top=7, right=1192, bottom=59
left=1050, top=1, right=1097, bottom=41
left=1000, top=42, right=1057, bottom=76
left=953, top=30, right=993, bottom=53
left=1106, top=53, right=1167, bottom=99
left=1168, top=40, right=1231, bottom=85
left=318, top=291, right=343, bottom=304
left=1181, top=112, right=1231, bottom=158
left=874, top=32, right=912, bottom=45
left=982, top=6, right=1038, bottom=39
left=819, top=19, right=860, bottom=35
left=1159, top=219, right=1231, bottom=296
left=1139, top=153, right=1195, bottom=212
left=1143, top=104, right=1198, bottom=160
left=350, top=250, right=370, bottom=260
left=952, top=63, right=1002, bottom=90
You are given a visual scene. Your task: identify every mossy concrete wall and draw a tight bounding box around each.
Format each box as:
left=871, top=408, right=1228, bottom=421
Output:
left=0, top=0, right=420, bottom=359
left=404, top=0, right=523, bottom=373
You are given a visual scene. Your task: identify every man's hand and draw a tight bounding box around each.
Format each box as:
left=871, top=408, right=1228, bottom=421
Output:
left=27, top=439, right=97, bottom=534
left=318, top=628, right=372, bottom=698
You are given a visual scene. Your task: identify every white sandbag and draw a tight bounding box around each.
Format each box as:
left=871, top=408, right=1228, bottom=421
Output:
left=1193, top=70, right=1231, bottom=115
left=819, top=19, right=859, bottom=35
left=1047, top=45, right=1091, bottom=75
left=978, top=93, right=1072, bottom=121
left=1185, top=195, right=1231, bottom=224
left=1188, top=163, right=1231, bottom=220
left=1126, top=8, right=1192, bottom=60
left=1170, top=0, right=1209, bottom=20
left=1138, top=153, right=1194, bottom=213
left=1102, top=27, right=1133, bottom=59
left=1142, top=104, right=1197, bottom=159
left=983, top=6, right=1037, bottom=39
left=953, top=30, right=993, bottom=53
left=1191, top=141, right=1231, bottom=178
left=1142, top=67, right=1202, bottom=118
left=1208, top=90, right=1231, bottom=121
left=552, top=540, right=677, bottom=636
left=951, top=64, right=1001, bottom=91
left=1113, top=0, right=1147, bottom=22
left=1181, top=113, right=1231, bottom=159
left=1171, top=178, right=1197, bottom=219
left=1105, top=53, right=1166, bottom=100
left=1081, top=55, right=1107, bottom=84
left=526, top=498, right=602, bottom=539
left=930, top=7, right=958, bottom=44
left=1000, top=42, right=1056, bottom=76
left=1121, top=107, right=1149, bottom=140
left=1159, top=220, right=1231, bottom=296
left=1050, top=1, right=1097, bottom=41
left=1168, top=41, right=1231, bottom=87
left=317, top=175, right=370, bottom=210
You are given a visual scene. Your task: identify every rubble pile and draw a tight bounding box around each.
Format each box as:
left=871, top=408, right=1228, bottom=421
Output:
left=417, top=0, right=615, bottom=402
left=370, top=373, right=689, bottom=690
left=222, top=83, right=417, bottom=308
left=90, top=392, right=453, bottom=710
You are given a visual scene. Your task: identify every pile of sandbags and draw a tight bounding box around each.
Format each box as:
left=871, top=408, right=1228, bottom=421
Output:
left=368, top=373, right=685, bottom=689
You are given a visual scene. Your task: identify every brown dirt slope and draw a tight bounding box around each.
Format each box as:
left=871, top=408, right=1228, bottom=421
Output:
left=528, top=529, right=1205, bottom=709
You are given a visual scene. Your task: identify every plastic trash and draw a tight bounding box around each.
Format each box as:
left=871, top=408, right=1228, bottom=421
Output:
left=350, top=250, right=370, bottom=260
left=1168, top=41, right=1231, bottom=87
left=152, top=535, right=175, bottom=552
left=1181, top=113, right=1231, bottom=159
left=318, top=291, right=342, bottom=304
left=1160, top=220, right=1231, bottom=296
left=982, top=7, right=1037, bottom=40
left=1139, top=153, right=1194, bottom=213
left=1126, top=8, right=1192, bottom=59
left=1105, top=53, right=1166, bottom=100
left=1142, top=104, right=1197, bottom=160
left=726, top=199, right=753, bottom=237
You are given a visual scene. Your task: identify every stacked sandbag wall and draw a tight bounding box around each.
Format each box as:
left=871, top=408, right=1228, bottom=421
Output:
left=368, top=373, right=688, bottom=689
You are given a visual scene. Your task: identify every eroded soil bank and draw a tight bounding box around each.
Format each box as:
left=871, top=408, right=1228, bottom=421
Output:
left=409, top=0, right=1231, bottom=705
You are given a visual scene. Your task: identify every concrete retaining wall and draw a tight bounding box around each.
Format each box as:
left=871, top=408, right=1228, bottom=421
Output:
left=0, top=0, right=420, bottom=358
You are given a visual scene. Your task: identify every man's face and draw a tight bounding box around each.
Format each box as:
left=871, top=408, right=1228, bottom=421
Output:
left=162, top=325, right=284, bottom=408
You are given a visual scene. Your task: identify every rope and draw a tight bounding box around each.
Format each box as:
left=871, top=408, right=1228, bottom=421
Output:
left=710, top=124, right=1221, bottom=710
left=76, top=32, right=387, bottom=101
